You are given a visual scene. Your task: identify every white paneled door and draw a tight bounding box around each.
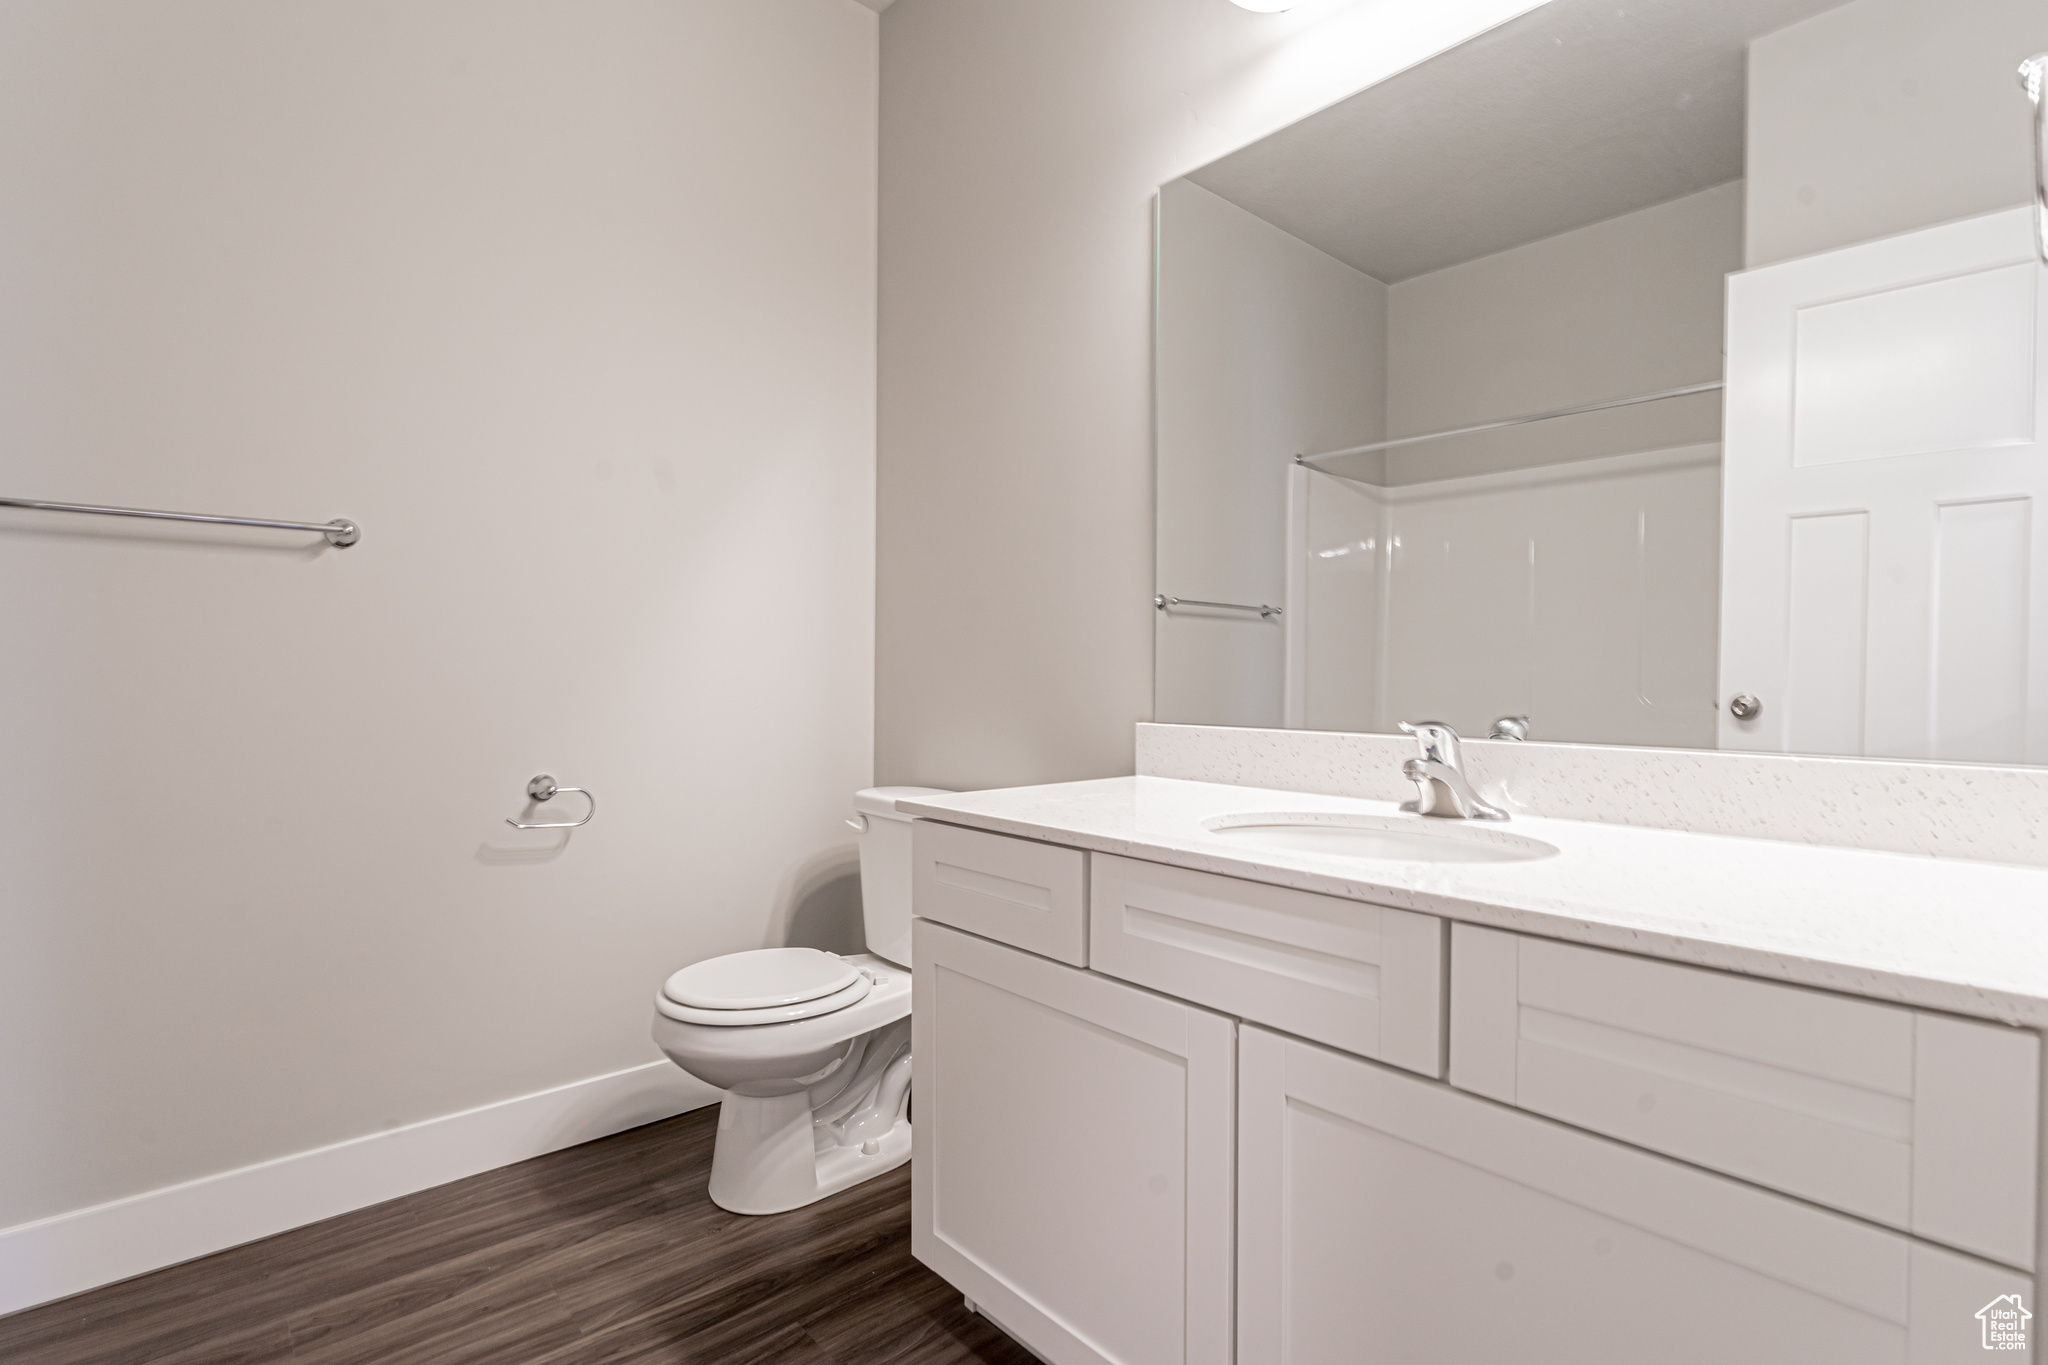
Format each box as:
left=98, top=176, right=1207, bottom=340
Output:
left=1721, top=206, right=2048, bottom=761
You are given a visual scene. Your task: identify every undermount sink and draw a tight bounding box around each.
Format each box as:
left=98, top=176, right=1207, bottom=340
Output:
left=1201, top=812, right=1560, bottom=865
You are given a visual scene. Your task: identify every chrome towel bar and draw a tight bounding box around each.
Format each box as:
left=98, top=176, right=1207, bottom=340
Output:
left=1155, top=594, right=1282, bottom=619
left=0, top=496, right=359, bottom=546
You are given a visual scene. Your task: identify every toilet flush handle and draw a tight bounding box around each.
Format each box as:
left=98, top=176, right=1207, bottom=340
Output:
left=505, top=775, right=596, bottom=830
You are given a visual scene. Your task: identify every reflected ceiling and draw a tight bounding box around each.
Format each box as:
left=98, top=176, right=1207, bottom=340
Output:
left=1185, top=0, right=1846, bottom=282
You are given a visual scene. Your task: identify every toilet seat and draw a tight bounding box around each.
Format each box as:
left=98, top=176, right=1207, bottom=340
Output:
left=665, top=947, right=861, bottom=1009
left=657, top=948, right=873, bottom=1027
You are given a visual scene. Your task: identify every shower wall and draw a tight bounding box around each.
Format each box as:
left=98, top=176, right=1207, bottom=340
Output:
left=1302, top=448, right=1724, bottom=748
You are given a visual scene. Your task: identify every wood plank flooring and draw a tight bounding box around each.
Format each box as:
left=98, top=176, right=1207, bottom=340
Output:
left=0, top=1107, right=1037, bottom=1365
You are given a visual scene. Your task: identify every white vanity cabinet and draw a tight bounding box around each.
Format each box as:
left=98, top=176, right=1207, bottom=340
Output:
left=1237, top=1024, right=2030, bottom=1365
left=910, top=918, right=1236, bottom=1365
left=909, top=820, right=2044, bottom=1365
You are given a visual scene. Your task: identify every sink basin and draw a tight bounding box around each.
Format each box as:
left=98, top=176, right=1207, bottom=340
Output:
left=1201, top=812, right=1559, bottom=865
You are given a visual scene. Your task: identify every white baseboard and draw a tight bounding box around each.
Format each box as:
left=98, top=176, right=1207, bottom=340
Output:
left=0, top=1061, right=720, bottom=1317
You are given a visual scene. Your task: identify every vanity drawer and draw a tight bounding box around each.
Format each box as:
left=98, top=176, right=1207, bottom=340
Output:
left=912, top=821, right=1089, bottom=966
left=1089, top=853, right=1445, bottom=1077
left=1449, top=924, right=2041, bottom=1270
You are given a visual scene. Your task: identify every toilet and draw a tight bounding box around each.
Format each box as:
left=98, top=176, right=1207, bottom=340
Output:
left=650, top=786, right=946, bottom=1215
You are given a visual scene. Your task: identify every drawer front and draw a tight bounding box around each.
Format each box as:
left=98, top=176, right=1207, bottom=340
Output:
left=1090, top=853, right=1444, bottom=1077
left=1449, top=924, right=2041, bottom=1271
left=912, top=821, right=1088, bottom=965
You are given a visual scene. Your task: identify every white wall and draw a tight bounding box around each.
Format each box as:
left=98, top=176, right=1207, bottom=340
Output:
left=1383, top=180, right=1742, bottom=484
left=874, top=0, right=1547, bottom=790
left=1746, top=0, right=2047, bottom=268
left=0, top=0, right=876, bottom=1245
left=1154, top=178, right=1385, bottom=728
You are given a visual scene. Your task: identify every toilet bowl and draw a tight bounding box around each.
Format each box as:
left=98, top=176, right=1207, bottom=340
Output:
left=649, top=786, right=946, bottom=1215
left=652, top=951, right=912, bottom=1214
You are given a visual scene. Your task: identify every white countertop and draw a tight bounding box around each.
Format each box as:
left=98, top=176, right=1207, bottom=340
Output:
left=900, top=776, right=2048, bottom=1029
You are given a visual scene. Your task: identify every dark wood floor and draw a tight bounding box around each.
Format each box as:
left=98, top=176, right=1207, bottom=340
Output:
left=0, top=1107, right=1036, bottom=1365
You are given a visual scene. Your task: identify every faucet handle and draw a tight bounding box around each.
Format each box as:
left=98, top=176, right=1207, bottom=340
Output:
left=1397, top=720, right=1463, bottom=765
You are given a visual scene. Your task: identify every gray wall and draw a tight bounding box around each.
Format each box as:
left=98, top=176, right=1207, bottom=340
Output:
left=874, top=0, right=1547, bottom=789
left=1154, top=179, right=1386, bottom=728
left=0, top=0, right=877, bottom=1229
left=1746, top=0, right=2047, bottom=267
left=1384, top=180, right=1742, bottom=483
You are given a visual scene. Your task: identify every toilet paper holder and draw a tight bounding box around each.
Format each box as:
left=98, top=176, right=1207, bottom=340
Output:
left=506, top=774, right=596, bottom=829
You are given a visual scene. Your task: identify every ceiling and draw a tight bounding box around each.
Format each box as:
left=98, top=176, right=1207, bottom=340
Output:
left=1184, top=0, right=1849, bottom=283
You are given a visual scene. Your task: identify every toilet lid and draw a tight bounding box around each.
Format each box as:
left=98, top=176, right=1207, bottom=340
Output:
left=662, top=947, right=862, bottom=1011
left=654, top=972, right=872, bottom=1027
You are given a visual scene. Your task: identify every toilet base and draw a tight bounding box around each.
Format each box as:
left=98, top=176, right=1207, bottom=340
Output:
left=707, top=1093, right=912, bottom=1215
left=703, top=1016, right=915, bottom=1216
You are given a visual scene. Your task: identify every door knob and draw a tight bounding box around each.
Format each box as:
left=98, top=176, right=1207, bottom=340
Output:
left=1728, top=694, right=1762, bottom=720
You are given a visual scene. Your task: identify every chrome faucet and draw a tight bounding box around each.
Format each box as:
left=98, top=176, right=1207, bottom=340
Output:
left=1398, top=721, right=1508, bottom=821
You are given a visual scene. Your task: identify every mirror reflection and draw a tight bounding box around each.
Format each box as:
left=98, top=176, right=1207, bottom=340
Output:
left=1156, top=0, right=2048, bottom=763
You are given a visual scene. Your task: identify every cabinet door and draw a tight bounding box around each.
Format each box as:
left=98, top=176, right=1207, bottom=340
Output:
left=912, top=919, right=1236, bottom=1365
left=1238, top=1025, right=2030, bottom=1365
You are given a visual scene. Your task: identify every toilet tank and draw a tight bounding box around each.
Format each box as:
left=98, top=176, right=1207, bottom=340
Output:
left=851, top=787, right=950, bottom=968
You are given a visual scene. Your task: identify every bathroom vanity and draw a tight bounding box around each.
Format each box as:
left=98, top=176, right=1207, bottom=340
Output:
left=901, top=749, right=2047, bottom=1365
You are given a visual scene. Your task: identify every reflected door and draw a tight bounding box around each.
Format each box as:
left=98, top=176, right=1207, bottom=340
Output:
left=1720, top=206, right=2048, bottom=762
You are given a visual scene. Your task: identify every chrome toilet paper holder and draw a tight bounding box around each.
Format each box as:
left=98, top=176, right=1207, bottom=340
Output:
left=506, top=774, right=596, bottom=829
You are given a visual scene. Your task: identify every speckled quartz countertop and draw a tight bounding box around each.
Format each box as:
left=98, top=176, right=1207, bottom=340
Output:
left=899, top=776, right=2048, bottom=1029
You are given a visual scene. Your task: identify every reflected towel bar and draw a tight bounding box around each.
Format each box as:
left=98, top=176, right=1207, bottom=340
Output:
left=1155, top=594, right=1281, bottom=619
left=0, top=496, right=359, bottom=546
left=1295, top=380, right=1725, bottom=466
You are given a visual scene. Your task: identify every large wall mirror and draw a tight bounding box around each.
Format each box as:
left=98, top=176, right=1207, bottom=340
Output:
left=1155, top=0, right=2048, bottom=764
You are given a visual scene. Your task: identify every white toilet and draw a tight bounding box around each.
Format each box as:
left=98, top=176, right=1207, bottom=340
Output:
left=650, top=786, right=946, bottom=1215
